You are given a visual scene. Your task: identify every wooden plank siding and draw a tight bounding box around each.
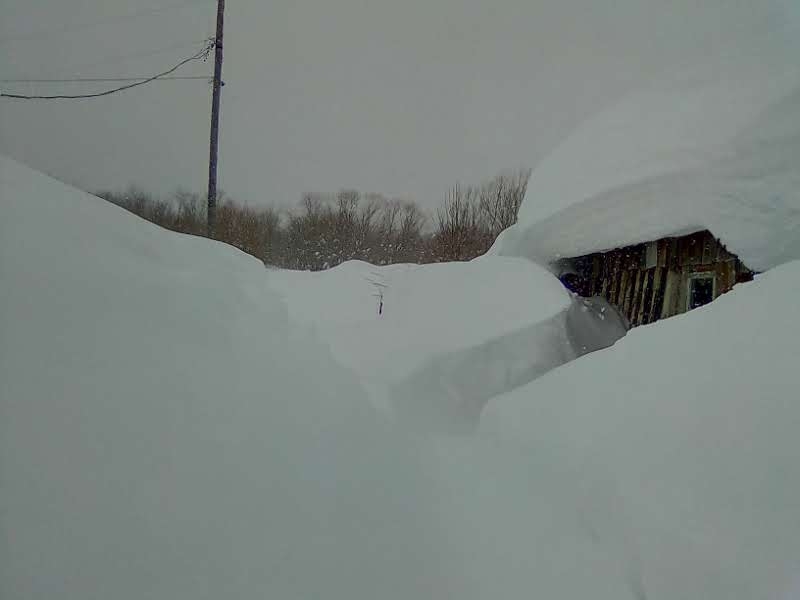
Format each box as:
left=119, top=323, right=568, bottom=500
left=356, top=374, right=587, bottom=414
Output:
left=557, top=230, right=754, bottom=327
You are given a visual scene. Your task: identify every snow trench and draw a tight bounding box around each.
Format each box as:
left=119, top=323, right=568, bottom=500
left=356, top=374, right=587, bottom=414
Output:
left=390, top=295, right=628, bottom=433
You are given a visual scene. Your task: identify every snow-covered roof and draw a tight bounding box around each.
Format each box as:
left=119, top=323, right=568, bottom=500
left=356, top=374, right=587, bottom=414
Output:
left=495, top=44, right=800, bottom=273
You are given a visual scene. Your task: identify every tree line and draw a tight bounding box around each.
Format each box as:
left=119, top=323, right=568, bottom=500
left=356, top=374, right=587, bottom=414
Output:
left=96, top=168, right=530, bottom=270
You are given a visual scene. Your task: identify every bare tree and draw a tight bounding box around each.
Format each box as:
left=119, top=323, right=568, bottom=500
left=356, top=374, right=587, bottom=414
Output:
left=173, top=189, right=206, bottom=235
left=477, top=168, right=531, bottom=237
left=433, top=183, right=483, bottom=261
left=378, top=198, right=402, bottom=237
left=95, top=165, right=527, bottom=269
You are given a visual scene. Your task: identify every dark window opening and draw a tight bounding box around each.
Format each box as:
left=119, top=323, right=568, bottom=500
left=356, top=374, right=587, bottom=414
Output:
left=689, top=276, right=715, bottom=309
left=560, top=273, right=591, bottom=296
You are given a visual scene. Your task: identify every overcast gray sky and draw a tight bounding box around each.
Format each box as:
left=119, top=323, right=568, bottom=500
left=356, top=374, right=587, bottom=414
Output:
left=0, top=0, right=794, bottom=209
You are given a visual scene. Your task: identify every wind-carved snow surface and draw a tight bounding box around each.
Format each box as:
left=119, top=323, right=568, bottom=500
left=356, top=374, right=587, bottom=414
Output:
left=390, top=295, right=627, bottom=433
left=268, top=260, right=627, bottom=432
left=2, top=128, right=799, bottom=597
left=495, top=41, right=800, bottom=272
left=0, top=155, right=638, bottom=600
left=481, top=261, right=800, bottom=600
left=267, top=257, right=570, bottom=382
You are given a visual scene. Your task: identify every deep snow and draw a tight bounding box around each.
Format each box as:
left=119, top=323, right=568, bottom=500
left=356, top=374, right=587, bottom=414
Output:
left=267, top=257, right=569, bottom=383
left=481, top=261, right=800, bottom=600
left=267, top=257, right=570, bottom=428
left=3, top=131, right=799, bottom=598
left=0, top=154, right=435, bottom=598
left=0, top=155, right=639, bottom=599
left=267, top=260, right=627, bottom=431
left=495, top=42, right=800, bottom=272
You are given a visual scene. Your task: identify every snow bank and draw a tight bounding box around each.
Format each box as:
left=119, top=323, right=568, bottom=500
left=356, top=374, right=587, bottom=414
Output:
left=268, top=258, right=586, bottom=429
left=390, top=294, right=628, bottom=432
left=496, top=41, right=800, bottom=272
left=0, top=155, right=639, bottom=599
left=481, top=260, right=800, bottom=599
left=0, top=155, right=430, bottom=598
left=267, top=257, right=569, bottom=381
left=268, top=260, right=632, bottom=432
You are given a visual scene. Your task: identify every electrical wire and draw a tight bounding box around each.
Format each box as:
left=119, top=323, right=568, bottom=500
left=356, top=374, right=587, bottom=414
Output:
left=1, top=77, right=210, bottom=83
left=0, top=38, right=212, bottom=87
left=56, top=38, right=213, bottom=74
left=1, top=41, right=214, bottom=100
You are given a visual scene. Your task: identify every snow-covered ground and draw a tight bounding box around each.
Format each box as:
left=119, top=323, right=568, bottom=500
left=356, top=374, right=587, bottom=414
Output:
left=476, top=37, right=800, bottom=598
left=494, top=41, right=800, bottom=272
left=0, top=155, right=640, bottom=599
left=267, top=257, right=568, bottom=382
left=267, top=259, right=627, bottom=431
left=267, top=258, right=571, bottom=429
left=3, top=20, right=800, bottom=593
left=481, top=262, right=800, bottom=599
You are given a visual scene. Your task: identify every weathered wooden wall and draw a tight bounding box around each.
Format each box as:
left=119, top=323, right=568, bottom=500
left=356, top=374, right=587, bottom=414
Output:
left=559, top=230, right=752, bottom=327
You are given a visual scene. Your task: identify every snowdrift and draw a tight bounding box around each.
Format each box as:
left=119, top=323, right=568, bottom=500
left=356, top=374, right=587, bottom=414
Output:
left=268, top=260, right=627, bottom=431
left=481, top=261, right=800, bottom=600
left=0, top=155, right=429, bottom=598
left=267, top=257, right=569, bottom=382
left=495, top=42, right=800, bottom=272
left=0, top=155, right=640, bottom=599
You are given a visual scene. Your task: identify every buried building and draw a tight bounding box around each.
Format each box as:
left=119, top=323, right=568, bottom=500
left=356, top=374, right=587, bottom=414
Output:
left=557, top=230, right=754, bottom=327
left=493, top=50, right=800, bottom=327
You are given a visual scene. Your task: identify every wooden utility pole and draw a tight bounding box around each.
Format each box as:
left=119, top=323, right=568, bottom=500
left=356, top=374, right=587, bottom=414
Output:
left=206, top=0, right=225, bottom=238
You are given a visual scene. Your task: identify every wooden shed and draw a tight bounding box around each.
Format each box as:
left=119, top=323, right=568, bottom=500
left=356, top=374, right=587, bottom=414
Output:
left=557, top=230, right=754, bottom=327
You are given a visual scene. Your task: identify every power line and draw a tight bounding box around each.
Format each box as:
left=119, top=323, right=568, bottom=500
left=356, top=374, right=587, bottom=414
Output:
left=3, top=1, right=225, bottom=239
left=6, top=37, right=214, bottom=80
left=107, top=40, right=214, bottom=67
left=1, top=41, right=214, bottom=100
left=2, top=77, right=210, bottom=83
left=56, top=38, right=214, bottom=74
left=0, top=38, right=212, bottom=87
